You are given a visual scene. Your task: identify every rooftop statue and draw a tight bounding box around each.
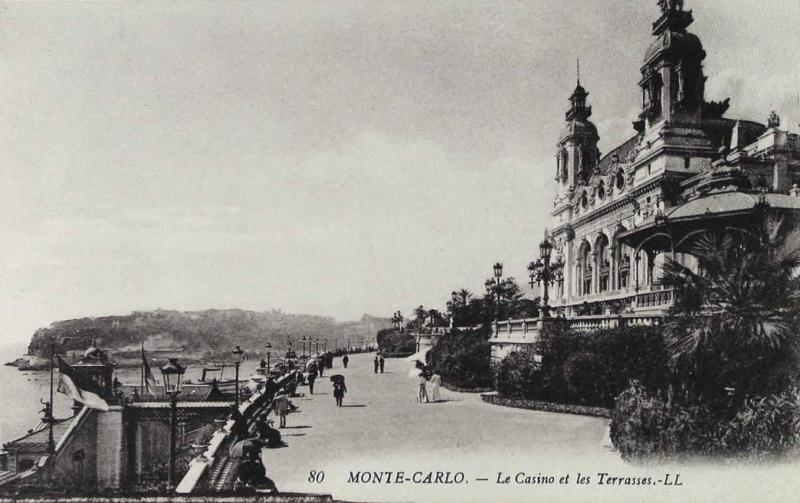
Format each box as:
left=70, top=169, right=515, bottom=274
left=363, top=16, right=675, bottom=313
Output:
left=658, top=0, right=684, bottom=14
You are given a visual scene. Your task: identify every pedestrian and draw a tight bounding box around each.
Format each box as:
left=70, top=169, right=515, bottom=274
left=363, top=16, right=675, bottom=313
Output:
left=307, top=369, right=317, bottom=395
left=418, top=372, right=429, bottom=403
left=431, top=369, right=442, bottom=402
left=236, top=450, right=278, bottom=493
left=331, top=376, right=347, bottom=407
left=373, top=356, right=379, bottom=373
left=318, top=356, right=325, bottom=377
left=342, top=354, right=349, bottom=368
left=255, top=415, right=284, bottom=448
left=259, top=359, right=267, bottom=369
left=270, top=392, right=290, bottom=428
left=379, top=355, right=385, bottom=373
left=229, top=404, right=249, bottom=438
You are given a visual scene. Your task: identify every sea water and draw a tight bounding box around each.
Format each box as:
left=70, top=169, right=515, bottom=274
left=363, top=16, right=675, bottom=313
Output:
left=0, top=341, right=265, bottom=446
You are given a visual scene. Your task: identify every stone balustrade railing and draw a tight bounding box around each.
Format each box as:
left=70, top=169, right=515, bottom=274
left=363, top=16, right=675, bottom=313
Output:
left=175, top=371, right=298, bottom=494
left=493, top=311, right=666, bottom=337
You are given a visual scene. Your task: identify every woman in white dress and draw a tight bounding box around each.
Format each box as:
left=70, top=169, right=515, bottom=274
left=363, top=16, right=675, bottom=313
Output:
left=430, top=370, right=442, bottom=402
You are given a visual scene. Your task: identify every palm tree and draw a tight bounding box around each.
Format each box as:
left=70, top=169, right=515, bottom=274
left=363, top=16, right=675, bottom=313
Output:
left=413, top=305, right=428, bottom=328
left=660, top=215, right=800, bottom=405
left=456, top=289, right=473, bottom=307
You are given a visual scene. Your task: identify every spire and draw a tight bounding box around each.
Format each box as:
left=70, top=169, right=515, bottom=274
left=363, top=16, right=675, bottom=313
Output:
left=566, top=69, right=591, bottom=122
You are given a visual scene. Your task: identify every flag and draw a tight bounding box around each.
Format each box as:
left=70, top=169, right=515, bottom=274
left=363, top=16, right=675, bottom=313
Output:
left=57, top=356, right=109, bottom=411
left=141, top=344, right=157, bottom=397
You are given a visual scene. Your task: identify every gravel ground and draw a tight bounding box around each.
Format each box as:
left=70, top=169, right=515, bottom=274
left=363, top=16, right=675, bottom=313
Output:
left=262, top=352, right=620, bottom=503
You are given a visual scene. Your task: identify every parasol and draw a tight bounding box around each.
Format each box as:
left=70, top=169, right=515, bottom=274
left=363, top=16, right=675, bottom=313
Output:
left=329, top=374, right=345, bottom=384
left=407, top=368, right=423, bottom=378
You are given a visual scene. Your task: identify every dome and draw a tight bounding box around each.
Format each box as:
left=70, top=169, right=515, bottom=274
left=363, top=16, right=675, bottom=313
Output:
left=644, top=30, right=703, bottom=64
left=82, top=343, right=107, bottom=362
left=560, top=119, right=598, bottom=141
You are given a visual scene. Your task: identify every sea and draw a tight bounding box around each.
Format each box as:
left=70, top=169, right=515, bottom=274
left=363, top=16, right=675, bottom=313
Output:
left=0, top=342, right=265, bottom=447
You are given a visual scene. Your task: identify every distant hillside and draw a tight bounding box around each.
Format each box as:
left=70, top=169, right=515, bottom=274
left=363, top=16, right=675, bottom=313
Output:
left=27, top=309, right=391, bottom=360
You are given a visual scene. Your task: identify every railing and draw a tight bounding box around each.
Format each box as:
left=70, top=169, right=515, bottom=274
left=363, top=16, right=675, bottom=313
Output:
left=176, top=371, right=299, bottom=494
left=635, top=288, right=674, bottom=309
left=493, top=312, right=666, bottom=336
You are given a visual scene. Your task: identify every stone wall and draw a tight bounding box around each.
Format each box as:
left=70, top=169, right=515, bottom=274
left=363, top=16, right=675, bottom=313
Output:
left=481, top=392, right=611, bottom=418
left=46, top=408, right=99, bottom=487
left=95, top=407, right=127, bottom=488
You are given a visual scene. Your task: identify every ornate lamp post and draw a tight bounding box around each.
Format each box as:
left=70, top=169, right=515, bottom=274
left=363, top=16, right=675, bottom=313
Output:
left=302, top=336, right=307, bottom=358
left=528, top=239, right=565, bottom=319
left=264, top=343, right=272, bottom=372
left=323, top=338, right=328, bottom=352
left=315, top=337, right=320, bottom=355
left=44, top=342, right=58, bottom=454
left=232, top=345, right=244, bottom=408
left=492, top=262, right=503, bottom=320
left=159, top=357, right=186, bottom=489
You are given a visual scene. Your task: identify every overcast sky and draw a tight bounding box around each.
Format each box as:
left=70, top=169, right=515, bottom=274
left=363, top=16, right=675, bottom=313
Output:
left=0, top=1, right=798, bottom=342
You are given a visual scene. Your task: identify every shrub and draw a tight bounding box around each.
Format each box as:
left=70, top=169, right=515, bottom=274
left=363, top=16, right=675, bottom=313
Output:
left=495, top=352, right=538, bottom=398
left=610, top=383, right=800, bottom=462
left=719, top=389, right=800, bottom=460
left=503, top=324, right=672, bottom=408
left=563, top=351, right=606, bottom=403
left=376, top=328, right=416, bottom=355
left=428, top=327, right=493, bottom=389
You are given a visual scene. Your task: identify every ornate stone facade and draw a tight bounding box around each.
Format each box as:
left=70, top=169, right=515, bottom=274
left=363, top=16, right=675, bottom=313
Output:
left=546, top=1, right=800, bottom=319
left=493, top=1, right=800, bottom=363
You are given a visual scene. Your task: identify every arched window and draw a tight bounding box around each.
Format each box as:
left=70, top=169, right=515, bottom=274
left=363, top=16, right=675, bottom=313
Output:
left=616, top=170, right=625, bottom=191
left=578, top=241, right=592, bottom=296
left=597, top=182, right=606, bottom=201
left=72, top=450, right=86, bottom=480
left=580, top=192, right=589, bottom=210
left=617, top=243, right=632, bottom=290
left=596, top=235, right=610, bottom=292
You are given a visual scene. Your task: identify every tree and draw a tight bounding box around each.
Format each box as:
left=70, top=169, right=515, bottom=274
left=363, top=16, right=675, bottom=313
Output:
left=483, top=276, right=525, bottom=322
left=660, top=214, right=800, bottom=407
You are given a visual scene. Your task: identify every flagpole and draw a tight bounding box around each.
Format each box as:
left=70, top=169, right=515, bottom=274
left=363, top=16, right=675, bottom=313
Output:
left=47, top=343, right=55, bottom=454
left=141, top=341, right=145, bottom=395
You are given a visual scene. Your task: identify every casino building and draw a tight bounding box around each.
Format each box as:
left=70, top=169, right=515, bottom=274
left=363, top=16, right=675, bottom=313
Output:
left=492, top=0, right=800, bottom=363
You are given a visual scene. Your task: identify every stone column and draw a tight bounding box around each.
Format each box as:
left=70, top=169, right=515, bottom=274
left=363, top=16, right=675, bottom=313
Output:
left=609, top=244, right=617, bottom=291
left=565, top=241, right=574, bottom=302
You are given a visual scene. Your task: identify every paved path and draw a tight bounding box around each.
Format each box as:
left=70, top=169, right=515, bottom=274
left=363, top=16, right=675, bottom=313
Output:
left=261, top=352, right=623, bottom=502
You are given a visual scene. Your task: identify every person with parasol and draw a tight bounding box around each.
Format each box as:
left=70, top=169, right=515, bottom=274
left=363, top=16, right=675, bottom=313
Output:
left=330, top=374, right=347, bottom=407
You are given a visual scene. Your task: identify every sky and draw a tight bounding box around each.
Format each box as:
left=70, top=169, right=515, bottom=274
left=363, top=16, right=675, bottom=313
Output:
left=0, top=1, right=798, bottom=342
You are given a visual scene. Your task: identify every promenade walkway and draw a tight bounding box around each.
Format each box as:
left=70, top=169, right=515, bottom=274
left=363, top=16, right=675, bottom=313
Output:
left=263, top=352, right=622, bottom=503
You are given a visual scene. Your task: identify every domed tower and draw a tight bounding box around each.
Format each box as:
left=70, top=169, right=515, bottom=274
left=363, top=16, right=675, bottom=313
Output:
left=556, top=74, right=600, bottom=197
left=638, top=0, right=706, bottom=131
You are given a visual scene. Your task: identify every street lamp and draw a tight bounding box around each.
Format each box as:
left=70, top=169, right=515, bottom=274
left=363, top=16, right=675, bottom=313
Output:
left=323, top=338, right=328, bottom=352
left=232, top=345, right=244, bottom=408
left=492, top=262, right=503, bottom=320
left=265, top=343, right=272, bottom=372
left=302, top=336, right=307, bottom=358
left=44, top=342, right=58, bottom=454
left=159, top=357, right=186, bottom=489
left=315, top=337, right=319, bottom=355
left=528, top=238, right=565, bottom=319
